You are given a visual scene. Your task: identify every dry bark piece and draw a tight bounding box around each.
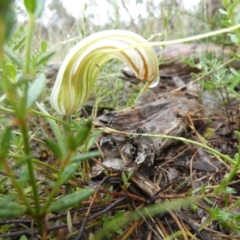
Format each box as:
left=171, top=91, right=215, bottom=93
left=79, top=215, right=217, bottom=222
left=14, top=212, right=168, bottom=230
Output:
left=131, top=171, right=160, bottom=196
left=96, top=95, right=202, bottom=172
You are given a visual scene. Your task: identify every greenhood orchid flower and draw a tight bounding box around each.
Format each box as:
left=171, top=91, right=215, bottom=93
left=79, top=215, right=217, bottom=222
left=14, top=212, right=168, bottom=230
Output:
left=50, top=30, right=159, bottom=116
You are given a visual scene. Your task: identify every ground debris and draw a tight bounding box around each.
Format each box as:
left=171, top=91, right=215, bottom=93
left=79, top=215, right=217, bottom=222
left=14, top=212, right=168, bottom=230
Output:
left=88, top=44, right=240, bottom=239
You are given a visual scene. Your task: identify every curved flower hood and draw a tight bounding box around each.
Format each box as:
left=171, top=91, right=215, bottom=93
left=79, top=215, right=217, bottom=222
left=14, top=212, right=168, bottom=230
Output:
left=50, top=30, right=159, bottom=115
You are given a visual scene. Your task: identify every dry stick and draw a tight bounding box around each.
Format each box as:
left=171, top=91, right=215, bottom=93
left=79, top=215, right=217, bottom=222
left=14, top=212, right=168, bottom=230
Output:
left=98, top=188, right=147, bottom=202
left=132, top=203, right=163, bottom=239
left=120, top=219, right=145, bottom=240
left=147, top=230, right=152, bottom=240
left=75, top=176, right=110, bottom=240
left=0, top=198, right=128, bottom=239
left=0, top=229, right=39, bottom=239
left=149, top=216, right=165, bottom=239
left=182, top=218, right=212, bottom=240
left=168, top=210, right=188, bottom=240
left=121, top=220, right=139, bottom=240
left=75, top=179, right=138, bottom=239
left=156, top=219, right=169, bottom=239
left=91, top=157, right=113, bottom=172
left=189, top=150, right=198, bottom=189
left=87, top=197, right=128, bottom=221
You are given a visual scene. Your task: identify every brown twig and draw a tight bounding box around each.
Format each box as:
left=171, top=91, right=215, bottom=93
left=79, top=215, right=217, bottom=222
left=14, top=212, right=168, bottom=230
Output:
left=75, top=176, right=110, bottom=239
left=0, top=197, right=128, bottom=239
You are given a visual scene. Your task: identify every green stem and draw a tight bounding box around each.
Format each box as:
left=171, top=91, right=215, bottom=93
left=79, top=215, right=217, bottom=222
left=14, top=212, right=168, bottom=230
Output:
left=22, top=11, right=43, bottom=234
left=134, top=82, right=150, bottom=105
left=42, top=116, right=73, bottom=213
left=31, top=108, right=69, bottom=125
left=24, top=13, right=35, bottom=74
left=41, top=152, right=73, bottom=213
left=111, top=23, right=240, bottom=52
left=107, top=127, right=239, bottom=189
left=103, top=127, right=236, bottom=165
left=149, top=23, right=240, bottom=46
left=220, top=146, right=240, bottom=187
left=62, top=115, right=71, bottom=147
left=20, top=124, right=41, bottom=216
left=131, top=133, right=236, bottom=165
left=0, top=46, right=35, bottom=216
left=33, top=158, right=59, bottom=173
left=2, top=156, right=34, bottom=215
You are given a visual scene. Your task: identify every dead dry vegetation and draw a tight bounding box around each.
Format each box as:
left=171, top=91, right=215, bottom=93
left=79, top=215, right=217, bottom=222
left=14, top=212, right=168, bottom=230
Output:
left=1, top=0, right=240, bottom=240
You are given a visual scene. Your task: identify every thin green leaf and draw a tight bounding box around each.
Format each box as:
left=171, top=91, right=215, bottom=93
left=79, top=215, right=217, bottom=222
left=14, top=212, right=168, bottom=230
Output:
left=0, top=0, right=15, bottom=42
left=74, top=119, right=92, bottom=148
left=26, top=73, right=46, bottom=109
left=23, top=0, right=45, bottom=18
left=0, top=126, right=12, bottom=166
left=235, top=131, right=240, bottom=139
left=3, top=45, right=22, bottom=68
left=71, top=151, right=100, bottom=162
left=13, top=34, right=26, bottom=51
left=36, top=102, right=66, bottom=156
left=67, top=134, right=77, bottom=151
left=18, top=165, right=29, bottom=188
left=19, top=236, right=28, bottom=240
left=49, top=188, right=94, bottom=212
left=122, top=172, right=127, bottom=183
left=227, top=33, right=238, bottom=44
left=0, top=194, right=17, bottom=203
left=230, top=52, right=240, bottom=61
left=12, top=154, right=32, bottom=169
left=41, top=40, right=48, bottom=52
left=87, top=130, right=102, bottom=150
left=35, top=50, right=55, bottom=67
left=34, top=0, right=45, bottom=18
left=222, top=0, right=228, bottom=8
left=219, top=9, right=227, bottom=15
left=221, top=20, right=232, bottom=27
left=23, top=0, right=36, bottom=14
left=57, top=163, right=78, bottom=186
left=44, top=138, right=63, bottom=159
left=229, top=67, right=240, bottom=76
left=0, top=201, right=26, bottom=218
left=6, top=63, right=17, bottom=80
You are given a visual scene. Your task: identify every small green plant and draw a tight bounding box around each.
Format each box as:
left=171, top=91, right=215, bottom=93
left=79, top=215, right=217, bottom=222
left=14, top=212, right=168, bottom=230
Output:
left=0, top=1, right=96, bottom=237
left=101, top=211, right=125, bottom=238
left=121, top=171, right=133, bottom=191
left=208, top=206, right=240, bottom=233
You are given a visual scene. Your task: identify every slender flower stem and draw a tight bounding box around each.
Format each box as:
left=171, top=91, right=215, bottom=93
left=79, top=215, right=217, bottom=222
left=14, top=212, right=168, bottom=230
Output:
left=101, top=127, right=236, bottom=165
left=149, top=23, right=240, bottom=47
left=136, top=133, right=236, bottom=165
left=220, top=147, right=240, bottom=187
left=110, top=23, right=240, bottom=52
left=134, top=82, right=150, bottom=104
